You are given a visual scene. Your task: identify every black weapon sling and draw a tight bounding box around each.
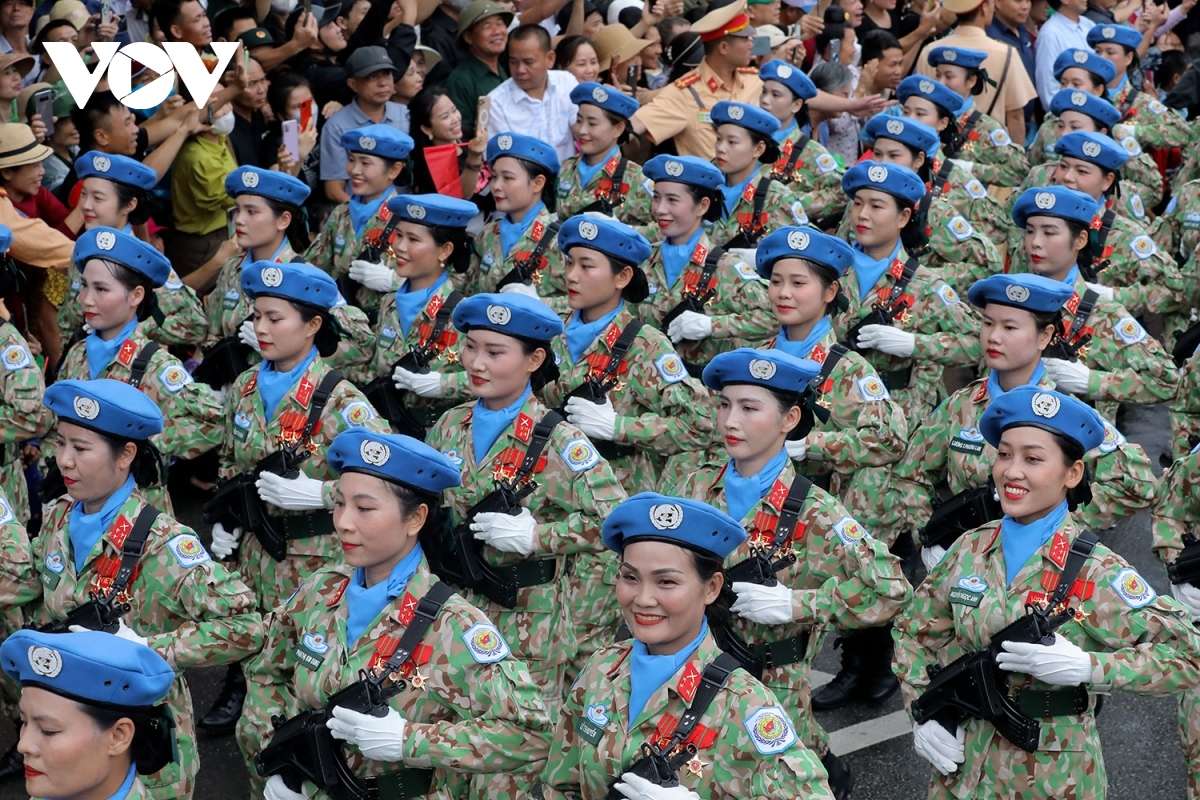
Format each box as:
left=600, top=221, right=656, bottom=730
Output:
left=496, top=221, right=562, bottom=289
left=773, top=133, right=812, bottom=181
left=578, top=157, right=631, bottom=215
left=268, top=369, right=344, bottom=541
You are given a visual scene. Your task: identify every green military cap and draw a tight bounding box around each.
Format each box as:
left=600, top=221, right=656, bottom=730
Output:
left=238, top=27, right=276, bottom=49
left=456, top=0, right=513, bottom=43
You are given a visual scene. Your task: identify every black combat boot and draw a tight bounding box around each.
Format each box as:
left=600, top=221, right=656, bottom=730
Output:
left=811, top=633, right=864, bottom=710
left=860, top=626, right=900, bottom=706
left=197, top=662, right=247, bottom=734
left=821, top=750, right=854, bottom=800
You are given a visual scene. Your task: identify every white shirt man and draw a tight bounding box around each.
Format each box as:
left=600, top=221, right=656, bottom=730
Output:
left=486, top=24, right=578, bottom=160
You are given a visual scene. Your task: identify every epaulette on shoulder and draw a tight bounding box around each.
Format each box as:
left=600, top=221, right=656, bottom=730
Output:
left=674, top=73, right=700, bottom=89
left=736, top=66, right=758, bottom=73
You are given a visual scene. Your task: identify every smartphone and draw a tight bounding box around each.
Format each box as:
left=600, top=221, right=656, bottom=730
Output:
left=752, top=35, right=771, bottom=56
left=100, top=0, right=111, bottom=24
left=476, top=95, right=491, bottom=134
left=206, top=104, right=214, bottom=125
left=303, top=0, right=311, bottom=16
left=625, top=64, right=639, bottom=85
left=830, top=38, right=842, bottom=63
left=299, top=97, right=314, bottom=130
left=282, top=119, right=300, bottom=163
left=32, top=89, right=54, bottom=137
left=242, top=43, right=250, bottom=74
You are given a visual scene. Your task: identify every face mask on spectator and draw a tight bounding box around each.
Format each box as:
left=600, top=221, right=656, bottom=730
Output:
left=211, top=111, right=236, bottom=135
left=272, top=0, right=297, bottom=14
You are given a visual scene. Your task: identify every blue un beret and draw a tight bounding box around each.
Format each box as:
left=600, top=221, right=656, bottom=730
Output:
left=967, top=273, right=1075, bottom=314
left=72, top=227, right=171, bottom=288
left=1, top=629, right=174, bottom=709
left=75, top=151, right=156, bottom=191
left=386, top=193, right=479, bottom=228
left=980, top=385, right=1107, bottom=452
left=601, top=492, right=748, bottom=560
left=0, top=225, right=12, bottom=254
left=452, top=293, right=564, bottom=341
left=1053, top=48, right=1116, bottom=84
left=1049, top=89, right=1121, bottom=131
left=756, top=226, right=855, bottom=278
left=702, top=347, right=821, bottom=394
left=44, top=378, right=164, bottom=439
left=224, top=166, right=312, bottom=206
left=329, top=429, right=462, bottom=494
left=340, top=124, right=414, bottom=161
left=558, top=215, right=651, bottom=267
left=842, top=160, right=927, bottom=206
left=486, top=132, right=561, bottom=174
left=1053, top=130, right=1129, bottom=172
left=570, top=81, right=639, bottom=119
left=863, top=114, right=940, bottom=157
left=928, top=46, right=988, bottom=70
left=897, top=75, right=962, bottom=116
left=1087, top=23, right=1142, bottom=52
left=711, top=100, right=780, bottom=138
left=642, top=154, right=724, bottom=191
left=759, top=59, right=817, bottom=100
left=240, top=260, right=340, bottom=311
left=1011, top=185, right=1101, bottom=228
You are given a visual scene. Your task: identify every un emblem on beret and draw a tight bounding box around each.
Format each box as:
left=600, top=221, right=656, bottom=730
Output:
left=1074, top=50, right=1088, bottom=63
left=1082, top=141, right=1101, bottom=158
left=886, top=119, right=904, bottom=135
left=1031, top=392, right=1061, bottom=418
left=592, top=86, right=608, bottom=103
left=261, top=266, right=284, bottom=287
left=27, top=645, right=62, bottom=678
left=93, top=155, right=111, bottom=173
left=943, top=49, right=956, bottom=62
left=777, top=64, right=793, bottom=78
left=579, top=221, right=599, bottom=240
left=649, top=503, right=683, bottom=530
left=1034, top=191, right=1056, bottom=210
left=407, top=203, right=426, bottom=220
left=72, top=396, right=100, bottom=420
left=1005, top=284, right=1030, bottom=303
left=1102, top=26, right=1115, bottom=38
left=867, top=165, right=888, bottom=183
left=486, top=305, right=511, bottom=325
left=96, top=231, right=116, bottom=250
left=360, top=439, right=390, bottom=466
left=919, top=79, right=935, bottom=94
left=1071, top=91, right=1087, bottom=107
left=749, top=358, right=777, bottom=380
left=498, top=135, right=513, bottom=151
left=728, top=104, right=745, bottom=121
left=786, top=230, right=810, bottom=251
left=359, top=136, right=376, bottom=151
left=242, top=171, right=260, bottom=189
left=665, top=160, right=684, bottom=177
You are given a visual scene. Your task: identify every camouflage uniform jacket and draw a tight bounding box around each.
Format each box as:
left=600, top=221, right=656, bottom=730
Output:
left=1150, top=444, right=1200, bottom=567
left=888, top=373, right=1158, bottom=539
left=29, top=491, right=263, bottom=800
left=0, top=321, right=51, bottom=522
left=1027, top=118, right=1163, bottom=208
left=953, top=103, right=1029, bottom=188
left=1170, top=357, right=1200, bottom=462
left=556, top=151, right=654, bottom=230
left=239, top=559, right=552, bottom=800
left=0, top=492, right=37, bottom=713
left=1152, top=178, right=1200, bottom=265
left=541, top=304, right=716, bottom=495
left=538, top=632, right=834, bottom=800
left=927, top=160, right=1013, bottom=247
left=465, top=206, right=567, bottom=305
left=58, top=267, right=209, bottom=347
left=769, top=125, right=846, bottom=221
left=830, top=247, right=982, bottom=417
left=894, top=516, right=1200, bottom=800
left=304, top=192, right=402, bottom=316
left=1109, top=82, right=1192, bottom=149
left=707, top=172, right=809, bottom=251
left=641, top=230, right=775, bottom=365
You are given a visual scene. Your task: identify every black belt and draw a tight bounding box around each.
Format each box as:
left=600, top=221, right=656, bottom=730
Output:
left=595, top=440, right=637, bottom=460
left=494, top=557, right=558, bottom=590
left=363, top=767, right=434, bottom=799
left=751, top=633, right=809, bottom=670
left=274, top=512, right=337, bottom=540
left=1014, top=686, right=1091, bottom=717
left=879, top=366, right=912, bottom=391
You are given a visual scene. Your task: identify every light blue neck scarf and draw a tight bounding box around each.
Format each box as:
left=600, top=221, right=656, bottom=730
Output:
left=628, top=621, right=708, bottom=729
left=257, top=346, right=319, bottom=423
left=1001, top=499, right=1070, bottom=586
left=853, top=239, right=902, bottom=302
left=85, top=317, right=139, bottom=380
left=499, top=202, right=544, bottom=259
left=344, top=544, right=425, bottom=643
left=986, top=361, right=1047, bottom=399
left=1108, top=74, right=1128, bottom=101
left=395, top=271, right=449, bottom=338
left=348, top=187, right=394, bottom=237
left=660, top=227, right=704, bottom=289
left=578, top=145, right=618, bottom=188
left=565, top=303, right=623, bottom=364
left=472, top=384, right=532, bottom=464
left=69, top=475, right=136, bottom=572
left=774, top=120, right=797, bottom=144
left=720, top=171, right=755, bottom=217
left=105, top=765, right=138, bottom=800
left=723, top=447, right=790, bottom=522
left=777, top=317, right=832, bottom=359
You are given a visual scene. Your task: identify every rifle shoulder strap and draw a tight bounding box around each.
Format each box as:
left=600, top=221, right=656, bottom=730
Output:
left=777, top=134, right=812, bottom=179
left=510, top=220, right=562, bottom=276
left=748, top=176, right=773, bottom=235
left=1064, top=289, right=1099, bottom=344
left=929, top=157, right=956, bottom=202
left=379, top=581, right=454, bottom=674
left=666, top=653, right=741, bottom=748
left=1047, top=529, right=1099, bottom=610
left=1118, top=87, right=1139, bottom=120
left=301, top=369, right=344, bottom=441
left=128, top=343, right=160, bottom=389
left=511, top=411, right=564, bottom=486
left=423, top=291, right=463, bottom=349
left=1091, top=209, right=1118, bottom=263
left=964, top=110, right=983, bottom=136
left=591, top=319, right=644, bottom=389
left=879, top=256, right=921, bottom=315
left=609, top=157, right=630, bottom=201
left=816, top=343, right=849, bottom=387
left=107, top=506, right=160, bottom=599
left=774, top=473, right=812, bottom=546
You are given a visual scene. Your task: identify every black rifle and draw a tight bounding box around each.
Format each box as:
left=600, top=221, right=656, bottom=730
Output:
left=193, top=333, right=253, bottom=388
left=1167, top=533, right=1200, bottom=585
left=1043, top=289, right=1099, bottom=364
left=720, top=177, right=774, bottom=250
left=1173, top=322, right=1200, bottom=368
left=911, top=531, right=1098, bottom=752
left=603, top=654, right=739, bottom=800
left=551, top=321, right=643, bottom=461
left=42, top=457, right=67, bottom=504
left=256, top=584, right=450, bottom=800
left=660, top=246, right=725, bottom=331
left=919, top=479, right=1003, bottom=550
left=1081, top=210, right=1117, bottom=283
left=494, top=221, right=561, bottom=291
left=339, top=215, right=403, bottom=321
left=841, top=256, right=920, bottom=353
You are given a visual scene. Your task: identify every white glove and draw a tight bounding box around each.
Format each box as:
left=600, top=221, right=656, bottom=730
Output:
left=392, top=365, right=444, bottom=398
left=729, top=581, right=795, bottom=624
left=256, top=472, right=327, bottom=511
left=212, top=385, right=230, bottom=405
left=727, top=247, right=758, bottom=266
left=326, top=706, right=407, bottom=762
left=920, top=544, right=947, bottom=573
left=666, top=310, right=712, bottom=342
left=785, top=438, right=808, bottom=462
left=471, top=508, right=537, bottom=556
left=612, top=773, right=701, bottom=800
left=73, top=619, right=148, bottom=646
left=564, top=396, right=617, bottom=441
left=1042, top=358, right=1091, bottom=394
left=855, top=323, right=915, bottom=357
left=239, top=319, right=261, bottom=353
left=348, top=260, right=398, bottom=292
left=1084, top=281, right=1114, bottom=301
left=498, top=282, right=540, bottom=298
left=997, top=632, right=1094, bottom=686
left=264, top=774, right=309, bottom=800
left=82, top=322, right=94, bottom=335
left=912, top=720, right=965, bottom=776
left=209, top=521, right=242, bottom=559
left=1171, top=582, right=1200, bottom=621
left=948, top=158, right=975, bottom=174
